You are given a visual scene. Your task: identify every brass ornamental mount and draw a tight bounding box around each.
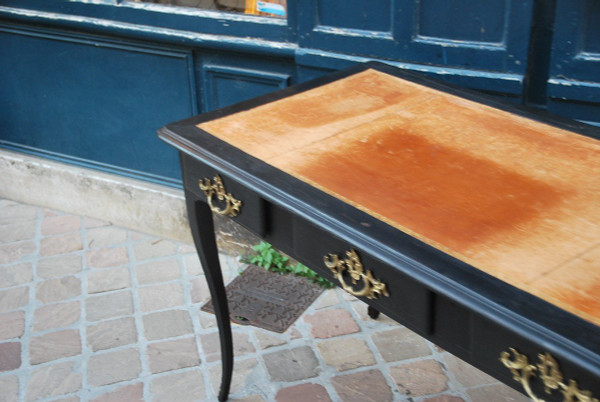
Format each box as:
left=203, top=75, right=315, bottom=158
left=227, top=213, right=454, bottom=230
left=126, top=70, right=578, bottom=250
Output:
left=500, top=348, right=598, bottom=402
left=198, top=174, right=242, bottom=217
left=324, top=249, right=389, bottom=299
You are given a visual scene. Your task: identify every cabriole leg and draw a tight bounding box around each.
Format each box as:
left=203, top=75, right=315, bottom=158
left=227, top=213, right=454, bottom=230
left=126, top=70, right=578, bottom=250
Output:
left=185, top=193, right=233, bottom=401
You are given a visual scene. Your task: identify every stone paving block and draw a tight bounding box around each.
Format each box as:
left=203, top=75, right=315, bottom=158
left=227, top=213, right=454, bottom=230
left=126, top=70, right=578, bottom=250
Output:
left=289, top=326, right=302, bottom=340
left=423, top=395, right=465, bottom=402
left=178, top=243, right=197, bottom=254
left=389, top=359, right=448, bottom=397
left=0, top=287, right=29, bottom=313
left=87, top=317, right=137, bottom=352
left=275, top=383, right=332, bottom=402
left=84, top=217, right=110, bottom=229
left=331, top=369, right=393, bottom=402
left=0, top=342, right=21, bottom=371
left=0, top=262, right=33, bottom=288
left=151, top=369, right=204, bottom=402
left=86, top=291, right=134, bottom=322
left=0, top=375, right=18, bottom=402
left=371, top=327, right=432, bottom=362
left=182, top=253, right=202, bottom=276
left=41, top=215, right=81, bottom=236
left=263, top=346, right=320, bottom=382
left=88, top=348, right=142, bottom=386
left=190, top=277, right=210, bottom=304
left=40, top=233, right=83, bottom=257
left=0, top=221, right=36, bottom=243
left=135, top=258, right=181, bottom=285
left=143, top=309, right=193, bottom=341
left=313, top=290, right=340, bottom=310
left=41, top=208, right=61, bottom=218
left=86, top=247, right=129, bottom=269
left=0, top=204, right=36, bottom=225
left=147, top=337, right=200, bottom=374
left=317, top=336, right=376, bottom=371
left=0, top=241, right=36, bottom=264
left=255, top=331, right=286, bottom=350
left=87, top=267, right=130, bottom=294
left=36, top=276, right=81, bottom=303
left=209, top=358, right=258, bottom=395
left=133, top=239, right=175, bottom=261
left=0, top=310, right=25, bottom=340
left=26, top=361, right=81, bottom=401
left=442, top=353, right=497, bottom=388
left=38, top=254, right=82, bottom=279
left=138, top=283, right=184, bottom=312
left=33, top=301, right=80, bottom=332
left=230, top=396, right=265, bottom=402
left=90, top=383, right=143, bottom=402
left=129, top=231, right=147, bottom=241
left=336, top=287, right=357, bottom=302
left=55, top=397, right=80, bottom=402
left=303, top=308, right=360, bottom=339
left=466, top=383, right=530, bottom=402
left=200, top=331, right=255, bottom=362
left=197, top=311, right=217, bottom=329
left=30, top=329, right=81, bottom=365
left=86, top=226, right=128, bottom=249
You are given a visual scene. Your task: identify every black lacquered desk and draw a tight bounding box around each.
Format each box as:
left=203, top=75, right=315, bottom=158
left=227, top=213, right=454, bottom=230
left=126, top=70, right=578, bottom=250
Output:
left=158, top=62, right=600, bottom=402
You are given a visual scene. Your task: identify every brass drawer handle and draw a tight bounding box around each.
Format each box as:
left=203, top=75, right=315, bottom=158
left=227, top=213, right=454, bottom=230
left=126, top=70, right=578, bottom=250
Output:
left=324, top=249, right=389, bottom=299
left=199, top=174, right=242, bottom=217
left=500, top=348, right=598, bottom=402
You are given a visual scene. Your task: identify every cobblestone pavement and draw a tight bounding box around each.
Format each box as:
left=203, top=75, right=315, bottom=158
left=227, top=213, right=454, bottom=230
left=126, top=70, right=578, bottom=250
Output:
left=0, top=199, right=530, bottom=402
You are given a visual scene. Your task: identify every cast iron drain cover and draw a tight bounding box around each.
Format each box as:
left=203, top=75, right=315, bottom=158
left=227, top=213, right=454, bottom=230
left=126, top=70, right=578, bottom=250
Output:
left=202, top=265, right=324, bottom=333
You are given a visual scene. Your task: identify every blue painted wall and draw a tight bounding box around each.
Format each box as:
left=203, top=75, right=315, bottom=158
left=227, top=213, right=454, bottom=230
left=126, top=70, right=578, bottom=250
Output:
left=1, top=0, right=598, bottom=187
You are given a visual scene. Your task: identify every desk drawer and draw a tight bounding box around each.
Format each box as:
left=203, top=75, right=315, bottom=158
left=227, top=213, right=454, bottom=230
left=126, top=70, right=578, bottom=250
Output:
left=181, top=154, right=266, bottom=237
left=292, top=218, right=432, bottom=334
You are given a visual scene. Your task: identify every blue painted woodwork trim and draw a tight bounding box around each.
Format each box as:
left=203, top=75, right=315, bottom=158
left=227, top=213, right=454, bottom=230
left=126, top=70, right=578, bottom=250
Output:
left=0, top=6, right=297, bottom=57
left=547, top=78, right=600, bottom=103
left=0, top=141, right=183, bottom=188
left=0, top=23, right=198, bottom=185
left=522, top=0, right=556, bottom=107
left=548, top=0, right=600, bottom=84
left=0, top=22, right=199, bottom=117
left=295, top=48, right=524, bottom=96
left=202, top=65, right=290, bottom=112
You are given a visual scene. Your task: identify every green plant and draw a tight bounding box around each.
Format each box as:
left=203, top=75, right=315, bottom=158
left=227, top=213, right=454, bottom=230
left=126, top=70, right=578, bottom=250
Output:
left=242, top=241, right=335, bottom=289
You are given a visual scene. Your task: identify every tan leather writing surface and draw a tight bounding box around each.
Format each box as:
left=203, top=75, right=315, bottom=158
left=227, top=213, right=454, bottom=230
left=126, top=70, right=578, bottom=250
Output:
left=198, top=69, right=600, bottom=325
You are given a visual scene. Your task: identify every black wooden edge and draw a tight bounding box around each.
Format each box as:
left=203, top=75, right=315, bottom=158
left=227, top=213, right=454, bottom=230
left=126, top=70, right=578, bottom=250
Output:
left=157, top=61, right=600, bottom=375
left=159, top=123, right=600, bottom=377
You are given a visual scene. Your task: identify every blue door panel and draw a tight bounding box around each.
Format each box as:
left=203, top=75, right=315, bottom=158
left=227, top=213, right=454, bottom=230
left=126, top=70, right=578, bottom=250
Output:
left=316, top=0, right=392, bottom=32
left=547, top=0, right=600, bottom=126
left=201, top=65, right=290, bottom=112
left=196, top=52, right=294, bottom=112
left=0, top=25, right=196, bottom=184
left=298, top=0, right=533, bottom=77
left=418, top=0, right=506, bottom=43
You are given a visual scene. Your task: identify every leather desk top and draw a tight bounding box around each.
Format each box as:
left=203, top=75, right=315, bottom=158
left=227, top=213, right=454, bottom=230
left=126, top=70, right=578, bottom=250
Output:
left=198, top=68, right=600, bottom=326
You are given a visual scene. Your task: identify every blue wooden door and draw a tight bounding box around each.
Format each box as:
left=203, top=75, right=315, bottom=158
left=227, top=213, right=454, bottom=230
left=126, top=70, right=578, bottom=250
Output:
left=1, top=0, right=597, bottom=185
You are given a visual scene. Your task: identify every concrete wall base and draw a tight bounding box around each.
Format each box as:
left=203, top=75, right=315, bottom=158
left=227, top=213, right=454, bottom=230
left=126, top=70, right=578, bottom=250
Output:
left=0, top=150, right=193, bottom=243
left=0, top=150, right=262, bottom=256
